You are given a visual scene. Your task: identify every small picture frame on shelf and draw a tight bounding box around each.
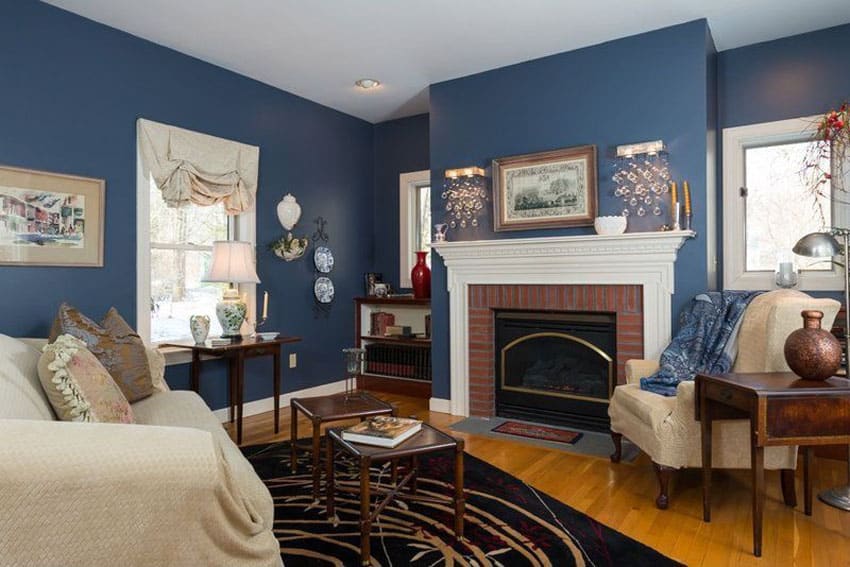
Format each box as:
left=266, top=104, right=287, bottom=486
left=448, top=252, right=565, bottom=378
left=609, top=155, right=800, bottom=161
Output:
left=374, top=283, right=390, bottom=298
left=364, top=272, right=384, bottom=296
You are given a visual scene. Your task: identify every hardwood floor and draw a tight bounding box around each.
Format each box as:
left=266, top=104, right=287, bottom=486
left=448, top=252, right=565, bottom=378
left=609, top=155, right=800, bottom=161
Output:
left=232, top=391, right=850, bottom=567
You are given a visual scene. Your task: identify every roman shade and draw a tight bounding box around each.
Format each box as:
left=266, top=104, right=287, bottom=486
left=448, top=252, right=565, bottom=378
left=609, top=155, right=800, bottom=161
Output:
left=137, top=118, right=259, bottom=214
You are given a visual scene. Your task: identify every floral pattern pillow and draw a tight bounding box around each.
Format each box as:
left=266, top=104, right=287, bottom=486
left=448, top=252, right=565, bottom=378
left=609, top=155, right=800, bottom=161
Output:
left=38, top=334, right=134, bottom=424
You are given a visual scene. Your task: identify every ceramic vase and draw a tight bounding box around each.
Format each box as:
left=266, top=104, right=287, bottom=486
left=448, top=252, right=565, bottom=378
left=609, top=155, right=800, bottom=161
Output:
left=783, top=310, right=841, bottom=380
left=411, top=251, right=431, bottom=299
left=189, top=315, right=210, bottom=345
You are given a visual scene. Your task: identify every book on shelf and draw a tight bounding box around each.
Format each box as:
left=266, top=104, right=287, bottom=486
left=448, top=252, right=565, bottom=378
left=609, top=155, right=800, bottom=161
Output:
left=370, top=311, right=395, bottom=337
left=341, top=416, right=423, bottom=447
left=384, top=325, right=413, bottom=337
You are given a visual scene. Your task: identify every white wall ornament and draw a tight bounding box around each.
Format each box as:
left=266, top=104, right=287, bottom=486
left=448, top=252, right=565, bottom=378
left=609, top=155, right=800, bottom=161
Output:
left=277, top=194, right=302, bottom=230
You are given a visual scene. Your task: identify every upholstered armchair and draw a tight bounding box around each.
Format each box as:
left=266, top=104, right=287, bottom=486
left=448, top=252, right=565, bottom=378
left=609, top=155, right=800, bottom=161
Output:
left=608, top=290, right=841, bottom=509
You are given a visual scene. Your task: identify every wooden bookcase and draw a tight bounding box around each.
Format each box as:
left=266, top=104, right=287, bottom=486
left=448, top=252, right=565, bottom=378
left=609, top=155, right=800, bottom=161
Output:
left=354, top=296, right=431, bottom=398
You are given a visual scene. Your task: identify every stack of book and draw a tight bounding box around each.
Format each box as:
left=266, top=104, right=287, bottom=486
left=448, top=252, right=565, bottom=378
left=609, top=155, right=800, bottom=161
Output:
left=341, top=416, right=422, bottom=447
left=364, top=343, right=431, bottom=380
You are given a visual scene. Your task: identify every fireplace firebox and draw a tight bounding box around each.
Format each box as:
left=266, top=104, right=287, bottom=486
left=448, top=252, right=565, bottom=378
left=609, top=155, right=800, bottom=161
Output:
left=495, top=310, right=616, bottom=431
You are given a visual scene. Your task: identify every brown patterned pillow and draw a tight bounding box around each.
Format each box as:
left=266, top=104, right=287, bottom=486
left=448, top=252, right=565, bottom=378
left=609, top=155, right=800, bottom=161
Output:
left=49, top=303, right=154, bottom=402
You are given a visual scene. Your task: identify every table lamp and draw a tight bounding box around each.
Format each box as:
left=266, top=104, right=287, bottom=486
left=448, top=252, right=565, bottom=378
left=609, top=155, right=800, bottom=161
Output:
left=793, top=229, right=850, bottom=511
left=203, top=240, right=260, bottom=339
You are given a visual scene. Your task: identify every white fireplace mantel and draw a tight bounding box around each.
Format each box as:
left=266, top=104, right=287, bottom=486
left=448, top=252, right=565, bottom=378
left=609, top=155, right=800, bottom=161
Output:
left=431, top=230, right=695, bottom=416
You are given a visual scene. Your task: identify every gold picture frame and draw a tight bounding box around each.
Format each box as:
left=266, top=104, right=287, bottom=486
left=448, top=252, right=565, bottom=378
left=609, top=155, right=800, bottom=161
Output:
left=493, top=145, right=597, bottom=231
left=0, top=165, right=105, bottom=267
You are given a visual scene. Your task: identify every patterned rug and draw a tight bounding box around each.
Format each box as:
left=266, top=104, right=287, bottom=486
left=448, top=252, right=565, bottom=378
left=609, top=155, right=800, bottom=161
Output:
left=242, top=440, right=680, bottom=566
left=491, top=421, right=583, bottom=444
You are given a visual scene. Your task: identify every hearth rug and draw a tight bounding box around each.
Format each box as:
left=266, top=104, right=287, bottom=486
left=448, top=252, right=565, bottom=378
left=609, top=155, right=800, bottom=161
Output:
left=451, top=416, right=640, bottom=462
left=243, top=440, right=679, bottom=566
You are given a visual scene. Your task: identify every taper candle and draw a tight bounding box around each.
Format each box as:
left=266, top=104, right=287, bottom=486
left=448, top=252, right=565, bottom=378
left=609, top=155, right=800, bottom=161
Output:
left=670, top=181, right=678, bottom=208
left=262, top=291, right=268, bottom=320
left=683, top=181, right=691, bottom=214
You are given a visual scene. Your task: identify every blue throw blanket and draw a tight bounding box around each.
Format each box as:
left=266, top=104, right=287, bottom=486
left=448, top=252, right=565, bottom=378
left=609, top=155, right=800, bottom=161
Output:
left=640, top=291, right=762, bottom=396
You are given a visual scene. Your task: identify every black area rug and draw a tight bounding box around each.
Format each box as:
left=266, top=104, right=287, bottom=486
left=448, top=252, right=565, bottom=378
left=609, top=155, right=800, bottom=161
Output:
left=242, top=440, right=681, bottom=566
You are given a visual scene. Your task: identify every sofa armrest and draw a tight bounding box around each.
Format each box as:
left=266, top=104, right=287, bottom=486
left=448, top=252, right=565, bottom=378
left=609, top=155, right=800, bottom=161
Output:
left=625, top=359, right=660, bottom=385
left=0, top=419, right=279, bottom=567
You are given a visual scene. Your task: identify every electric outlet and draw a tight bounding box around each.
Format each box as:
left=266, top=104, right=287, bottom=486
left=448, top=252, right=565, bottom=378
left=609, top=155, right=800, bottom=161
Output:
left=289, top=353, right=297, bottom=369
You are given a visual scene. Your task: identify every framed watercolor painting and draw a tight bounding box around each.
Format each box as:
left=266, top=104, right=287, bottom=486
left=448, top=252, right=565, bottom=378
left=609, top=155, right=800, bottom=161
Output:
left=492, top=145, right=597, bottom=231
left=0, top=165, right=105, bottom=266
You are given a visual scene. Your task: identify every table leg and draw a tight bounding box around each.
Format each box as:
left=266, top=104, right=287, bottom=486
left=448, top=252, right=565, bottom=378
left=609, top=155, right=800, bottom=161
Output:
left=228, top=356, right=237, bottom=423
left=235, top=351, right=245, bottom=445
left=359, top=456, right=371, bottom=566
left=273, top=346, right=281, bottom=434
left=411, top=455, right=419, bottom=495
left=191, top=350, right=201, bottom=393
left=325, top=435, right=335, bottom=520
left=804, top=446, right=813, bottom=516
left=290, top=404, right=298, bottom=474
left=701, top=390, right=713, bottom=522
left=312, top=419, right=322, bottom=500
left=455, top=439, right=465, bottom=539
left=751, top=422, right=765, bottom=557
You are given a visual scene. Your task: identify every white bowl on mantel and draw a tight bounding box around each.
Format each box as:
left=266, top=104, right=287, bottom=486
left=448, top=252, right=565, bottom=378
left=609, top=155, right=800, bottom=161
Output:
left=594, top=215, right=627, bottom=235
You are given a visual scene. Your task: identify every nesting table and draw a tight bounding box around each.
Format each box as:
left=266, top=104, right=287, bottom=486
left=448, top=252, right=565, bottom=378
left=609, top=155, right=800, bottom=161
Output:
left=325, top=423, right=465, bottom=566
left=290, top=392, right=395, bottom=498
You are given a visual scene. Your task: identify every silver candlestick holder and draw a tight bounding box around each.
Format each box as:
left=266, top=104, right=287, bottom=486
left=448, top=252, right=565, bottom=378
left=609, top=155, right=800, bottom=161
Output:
left=342, top=347, right=366, bottom=400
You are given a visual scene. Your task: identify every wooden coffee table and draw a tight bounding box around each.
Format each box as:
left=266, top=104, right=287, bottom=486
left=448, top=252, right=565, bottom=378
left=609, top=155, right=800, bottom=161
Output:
left=325, top=423, right=465, bottom=566
left=290, top=392, right=394, bottom=498
left=696, top=371, right=850, bottom=557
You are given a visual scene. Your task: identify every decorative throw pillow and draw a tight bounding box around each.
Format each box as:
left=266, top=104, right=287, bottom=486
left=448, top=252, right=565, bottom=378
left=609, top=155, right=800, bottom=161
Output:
left=38, top=334, right=134, bottom=423
left=49, top=303, right=154, bottom=402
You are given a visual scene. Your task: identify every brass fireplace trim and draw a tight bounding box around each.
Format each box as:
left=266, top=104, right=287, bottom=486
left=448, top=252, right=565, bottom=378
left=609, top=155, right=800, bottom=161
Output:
left=499, top=332, right=614, bottom=404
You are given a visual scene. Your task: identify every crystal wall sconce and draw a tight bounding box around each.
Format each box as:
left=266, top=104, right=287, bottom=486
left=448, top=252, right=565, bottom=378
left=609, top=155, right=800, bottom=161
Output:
left=442, top=166, right=487, bottom=229
left=612, top=140, right=669, bottom=218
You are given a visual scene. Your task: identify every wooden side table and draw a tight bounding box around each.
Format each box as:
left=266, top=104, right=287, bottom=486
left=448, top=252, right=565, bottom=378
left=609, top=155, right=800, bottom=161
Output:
left=325, top=423, right=465, bottom=566
left=696, top=371, right=850, bottom=557
left=163, top=336, right=301, bottom=444
left=290, top=392, right=395, bottom=499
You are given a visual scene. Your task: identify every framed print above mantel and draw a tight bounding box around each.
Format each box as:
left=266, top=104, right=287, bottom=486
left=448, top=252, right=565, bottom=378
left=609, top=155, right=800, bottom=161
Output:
left=0, top=165, right=105, bottom=267
left=493, top=145, right=597, bottom=231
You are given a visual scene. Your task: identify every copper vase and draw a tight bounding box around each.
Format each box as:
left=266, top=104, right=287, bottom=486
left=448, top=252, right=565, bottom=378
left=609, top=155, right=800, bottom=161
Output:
left=783, top=310, right=841, bottom=381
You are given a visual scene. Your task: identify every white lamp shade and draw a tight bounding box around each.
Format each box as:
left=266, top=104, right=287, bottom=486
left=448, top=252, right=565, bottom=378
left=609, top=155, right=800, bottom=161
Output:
left=203, top=241, right=260, bottom=284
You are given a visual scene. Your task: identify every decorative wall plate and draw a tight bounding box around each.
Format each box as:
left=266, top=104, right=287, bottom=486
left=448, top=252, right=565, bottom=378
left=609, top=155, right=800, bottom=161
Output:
left=314, top=246, right=334, bottom=273
left=314, top=276, right=335, bottom=303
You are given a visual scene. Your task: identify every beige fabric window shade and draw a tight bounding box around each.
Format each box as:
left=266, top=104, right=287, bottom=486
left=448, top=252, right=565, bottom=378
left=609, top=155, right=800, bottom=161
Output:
left=137, top=118, right=259, bottom=214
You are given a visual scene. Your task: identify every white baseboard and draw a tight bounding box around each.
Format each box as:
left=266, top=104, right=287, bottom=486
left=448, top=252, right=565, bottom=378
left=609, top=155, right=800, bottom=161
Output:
left=429, top=397, right=452, bottom=414
left=212, top=379, right=348, bottom=423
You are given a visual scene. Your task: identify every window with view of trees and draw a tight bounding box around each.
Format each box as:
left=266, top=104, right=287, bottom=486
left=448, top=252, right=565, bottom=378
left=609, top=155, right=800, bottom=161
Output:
left=723, top=116, right=847, bottom=291
left=148, top=179, right=230, bottom=342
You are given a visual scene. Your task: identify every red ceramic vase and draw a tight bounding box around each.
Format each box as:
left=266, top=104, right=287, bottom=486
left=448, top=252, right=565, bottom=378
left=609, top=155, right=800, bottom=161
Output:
left=411, top=251, right=431, bottom=299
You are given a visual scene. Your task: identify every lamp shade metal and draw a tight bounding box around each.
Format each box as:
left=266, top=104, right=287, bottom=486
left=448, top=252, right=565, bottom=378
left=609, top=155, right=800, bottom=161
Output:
left=792, top=232, right=841, bottom=258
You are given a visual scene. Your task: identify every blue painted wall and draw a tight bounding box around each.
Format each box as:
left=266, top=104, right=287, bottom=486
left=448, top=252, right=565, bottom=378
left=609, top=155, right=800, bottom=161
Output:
left=0, top=1, right=374, bottom=409
left=372, top=114, right=430, bottom=290
left=719, top=23, right=850, bottom=130
left=429, top=20, right=715, bottom=398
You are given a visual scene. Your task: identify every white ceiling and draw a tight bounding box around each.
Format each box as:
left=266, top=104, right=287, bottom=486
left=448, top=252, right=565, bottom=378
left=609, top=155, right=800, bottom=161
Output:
left=44, top=0, right=850, bottom=123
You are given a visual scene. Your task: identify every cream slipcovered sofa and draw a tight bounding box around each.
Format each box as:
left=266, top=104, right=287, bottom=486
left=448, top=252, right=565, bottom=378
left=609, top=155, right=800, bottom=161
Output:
left=608, top=290, right=841, bottom=509
left=0, top=335, right=282, bottom=567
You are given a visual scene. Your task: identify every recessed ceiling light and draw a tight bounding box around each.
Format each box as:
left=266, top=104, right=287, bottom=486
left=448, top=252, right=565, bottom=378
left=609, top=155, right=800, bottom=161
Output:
left=355, top=78, right=381, bottom=90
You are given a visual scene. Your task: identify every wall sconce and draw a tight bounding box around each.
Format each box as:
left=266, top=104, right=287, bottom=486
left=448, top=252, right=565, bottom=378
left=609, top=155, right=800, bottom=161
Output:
left=442, top=166, right=487, bottom=229
left=612, top=140, right=669, bottom=217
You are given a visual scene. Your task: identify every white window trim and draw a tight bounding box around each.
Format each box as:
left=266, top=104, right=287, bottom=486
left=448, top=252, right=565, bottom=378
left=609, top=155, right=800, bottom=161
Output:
left=399, top=169, right=431, bottom=288
left=722, top=115, right=847, bottom=291
left=136, top=150, right=257, bottom=365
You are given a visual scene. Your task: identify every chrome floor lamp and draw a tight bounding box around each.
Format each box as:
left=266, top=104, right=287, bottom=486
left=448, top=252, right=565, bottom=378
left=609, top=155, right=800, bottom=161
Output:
left=793, top=228, right=850, bottom=511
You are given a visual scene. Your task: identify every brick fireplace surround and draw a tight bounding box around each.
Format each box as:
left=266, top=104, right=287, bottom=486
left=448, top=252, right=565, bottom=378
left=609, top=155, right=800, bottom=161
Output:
left=468, top=284, right=643, bottom=417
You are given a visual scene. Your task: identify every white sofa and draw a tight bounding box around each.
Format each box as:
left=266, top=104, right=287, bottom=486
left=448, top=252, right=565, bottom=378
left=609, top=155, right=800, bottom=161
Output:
left=0, top=335, right=282, bottom=567
left=608, top=290, right=841, bottom=509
